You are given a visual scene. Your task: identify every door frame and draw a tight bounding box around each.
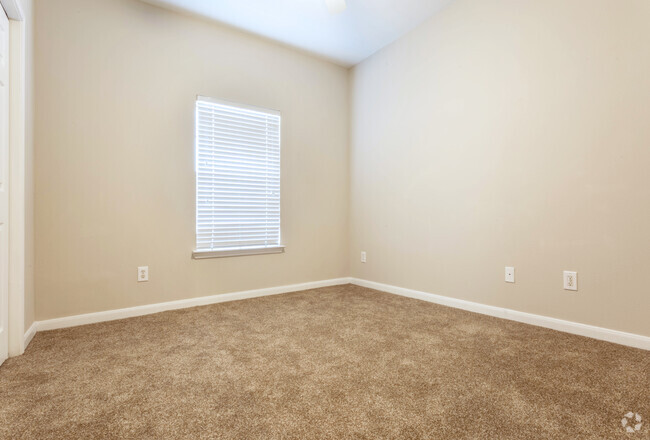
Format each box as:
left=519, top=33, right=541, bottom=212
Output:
left=1, top=0, right=27, bottom=357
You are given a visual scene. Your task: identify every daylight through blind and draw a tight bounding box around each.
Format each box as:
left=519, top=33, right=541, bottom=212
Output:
left=195, top=97, right=281, bottom=252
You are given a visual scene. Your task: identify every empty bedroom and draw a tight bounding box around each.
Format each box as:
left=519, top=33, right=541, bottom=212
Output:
left=0, top=0, right=648, bottom=438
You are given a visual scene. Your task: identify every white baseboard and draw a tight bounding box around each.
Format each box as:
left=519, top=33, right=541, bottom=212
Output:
left=24, top=322, right=37, bottom=349
left=35, top=277, right=352, bottom=333
left=350, top=278, right=650, bottom=351
left=27, top=276, right=650, bottom=352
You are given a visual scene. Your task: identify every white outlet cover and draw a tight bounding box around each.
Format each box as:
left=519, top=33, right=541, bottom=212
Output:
left=563, top=271, right=577, bottom=291
left=138, top=266, right=149, bottom=282
left=505, top=267, right=515, bottom=283
left=361, top=251, right=367, bottom=263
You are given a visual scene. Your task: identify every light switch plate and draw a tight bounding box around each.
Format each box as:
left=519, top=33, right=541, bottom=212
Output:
left=505, top=267, right=515, bottom=283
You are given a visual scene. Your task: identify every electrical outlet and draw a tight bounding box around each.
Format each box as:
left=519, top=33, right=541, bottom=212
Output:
left=361, top=251, right=367, bottom=263
left=505, top=267, right=515, bottom=283
left=138, top=266, right=149, bottom=282
left=563, top=271, right=577, bottom=291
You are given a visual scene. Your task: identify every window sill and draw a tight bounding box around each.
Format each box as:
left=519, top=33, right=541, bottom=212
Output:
left=192, top=246, right=285, bottom=260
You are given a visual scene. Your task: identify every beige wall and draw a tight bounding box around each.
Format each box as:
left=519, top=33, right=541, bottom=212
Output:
left=34, top=0, right=350, bottom=320
left=350, top=0, right=650, bottom=337
left=34, top=0, right=650, bottom=339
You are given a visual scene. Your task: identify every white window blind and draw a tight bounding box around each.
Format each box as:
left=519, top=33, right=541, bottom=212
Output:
left=194, top=96, right=282, bottom=258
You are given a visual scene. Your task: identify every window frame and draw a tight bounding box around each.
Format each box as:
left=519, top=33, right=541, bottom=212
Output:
left=192, top=96, right=284, bottom=259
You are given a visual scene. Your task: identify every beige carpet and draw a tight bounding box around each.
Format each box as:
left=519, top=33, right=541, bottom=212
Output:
left=1, top=284, right=648, bottom=439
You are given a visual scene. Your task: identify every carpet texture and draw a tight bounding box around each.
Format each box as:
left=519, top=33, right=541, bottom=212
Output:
left=1, top=284, right=648, bottom=439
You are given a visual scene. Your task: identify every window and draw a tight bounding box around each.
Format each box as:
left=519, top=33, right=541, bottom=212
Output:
left=193, top=96, right=283, bottom=259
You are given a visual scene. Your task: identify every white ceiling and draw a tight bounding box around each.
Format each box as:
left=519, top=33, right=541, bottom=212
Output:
left=140, top=0, right=453, bottom=66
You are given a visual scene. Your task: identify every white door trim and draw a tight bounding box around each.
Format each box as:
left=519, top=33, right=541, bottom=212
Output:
left=0, top=0, right=23, bottom=21
left=0, top=2, right=9, bottom=365
left=1, top=0, right=26, bottom=357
